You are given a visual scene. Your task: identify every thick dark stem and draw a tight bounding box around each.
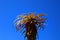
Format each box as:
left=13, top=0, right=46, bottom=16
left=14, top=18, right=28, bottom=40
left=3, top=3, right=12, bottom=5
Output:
left=25, top=22, right=37, bottom=40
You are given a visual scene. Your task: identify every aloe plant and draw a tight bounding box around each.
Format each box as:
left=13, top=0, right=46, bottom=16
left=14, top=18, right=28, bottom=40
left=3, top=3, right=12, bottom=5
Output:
left=15, top=13, right=46, bottom=40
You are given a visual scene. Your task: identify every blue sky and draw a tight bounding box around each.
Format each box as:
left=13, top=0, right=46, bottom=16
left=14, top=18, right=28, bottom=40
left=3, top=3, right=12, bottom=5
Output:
left=0, top=0, right=60, bottom=40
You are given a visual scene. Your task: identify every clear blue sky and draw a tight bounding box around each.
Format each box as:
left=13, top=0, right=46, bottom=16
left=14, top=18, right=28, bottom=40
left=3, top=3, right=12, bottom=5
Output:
left=0, top=0, right=60, bottom=40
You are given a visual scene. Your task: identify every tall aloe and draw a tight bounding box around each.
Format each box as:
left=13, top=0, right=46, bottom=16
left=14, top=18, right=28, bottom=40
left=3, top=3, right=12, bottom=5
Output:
left=15, top=13, right=46, bottom=40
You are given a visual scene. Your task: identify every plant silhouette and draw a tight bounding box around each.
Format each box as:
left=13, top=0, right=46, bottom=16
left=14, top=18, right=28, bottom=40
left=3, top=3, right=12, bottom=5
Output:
left=15, top=13, right=46, bottom=40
